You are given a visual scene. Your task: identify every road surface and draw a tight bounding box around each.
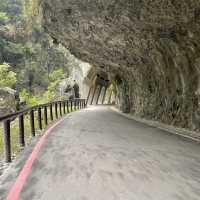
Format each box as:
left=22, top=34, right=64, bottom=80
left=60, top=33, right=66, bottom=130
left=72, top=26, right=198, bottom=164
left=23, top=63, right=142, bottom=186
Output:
left=2, top=106, right=200, bottom=199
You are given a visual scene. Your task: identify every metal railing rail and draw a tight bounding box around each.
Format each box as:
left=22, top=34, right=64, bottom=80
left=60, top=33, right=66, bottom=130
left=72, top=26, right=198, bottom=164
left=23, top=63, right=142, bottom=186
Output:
left=0, top=99, right=86, bottom=163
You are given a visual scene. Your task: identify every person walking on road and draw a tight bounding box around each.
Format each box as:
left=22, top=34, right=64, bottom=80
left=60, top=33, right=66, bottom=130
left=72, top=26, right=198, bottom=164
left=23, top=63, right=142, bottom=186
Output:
left=73, top=80, right=80, bottom=98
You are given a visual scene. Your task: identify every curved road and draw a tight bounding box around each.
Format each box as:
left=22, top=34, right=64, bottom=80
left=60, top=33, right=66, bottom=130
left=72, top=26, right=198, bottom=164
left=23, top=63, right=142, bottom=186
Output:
left=3, top=106, right=200, bottom=199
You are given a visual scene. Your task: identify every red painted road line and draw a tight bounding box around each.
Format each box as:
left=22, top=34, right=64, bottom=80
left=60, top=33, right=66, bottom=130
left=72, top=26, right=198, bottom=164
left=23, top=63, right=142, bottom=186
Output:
left=7, top=118, right=66, bottom=200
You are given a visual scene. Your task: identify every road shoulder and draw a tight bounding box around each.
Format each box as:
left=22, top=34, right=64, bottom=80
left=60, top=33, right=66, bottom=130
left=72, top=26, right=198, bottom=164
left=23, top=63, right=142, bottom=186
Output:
left=111, top=106, right=200, bottom=143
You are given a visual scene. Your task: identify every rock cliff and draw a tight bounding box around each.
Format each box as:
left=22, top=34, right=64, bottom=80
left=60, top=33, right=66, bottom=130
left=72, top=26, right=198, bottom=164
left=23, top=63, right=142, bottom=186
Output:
left=40, top=0, right=200, bottom=130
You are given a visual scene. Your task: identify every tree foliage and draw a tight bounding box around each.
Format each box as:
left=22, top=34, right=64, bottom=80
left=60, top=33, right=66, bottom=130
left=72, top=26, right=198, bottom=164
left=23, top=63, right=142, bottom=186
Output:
left=0, top=63, right=16, bottom=87
left=43, top=69, right=65, bottom=102
left=0, top=12, right=9, bottom=25
left=0, top=0, right=79, bottom=106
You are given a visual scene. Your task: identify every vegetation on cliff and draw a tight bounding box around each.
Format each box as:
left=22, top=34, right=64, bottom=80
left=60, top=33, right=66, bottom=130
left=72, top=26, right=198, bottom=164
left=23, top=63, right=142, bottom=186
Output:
left=0, top=0, right=78, bottom=108
left=0, top=0, right=81, bottom=158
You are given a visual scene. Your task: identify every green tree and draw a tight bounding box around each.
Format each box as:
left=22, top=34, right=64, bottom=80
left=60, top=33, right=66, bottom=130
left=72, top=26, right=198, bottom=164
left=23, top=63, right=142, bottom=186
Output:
left=19, top=88, right=39, bottom=106
left=49, top=69, right=65, bottom=82
left=0, top=62, right=16, bottom=87
left=0, top=0, right=78, bottom=104
left=43, top=69, right=65, bottom=101
left=0, top=12, right=9, bottom=25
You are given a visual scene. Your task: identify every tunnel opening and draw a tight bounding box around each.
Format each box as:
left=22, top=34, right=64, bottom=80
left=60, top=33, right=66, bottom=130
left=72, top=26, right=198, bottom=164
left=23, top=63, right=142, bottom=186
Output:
left=85, top=69, right=114, bottom=105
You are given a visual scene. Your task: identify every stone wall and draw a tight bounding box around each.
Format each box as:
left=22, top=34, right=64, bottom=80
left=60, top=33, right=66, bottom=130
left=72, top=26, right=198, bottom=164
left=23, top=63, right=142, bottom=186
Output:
left=40, top=0, right=200, bottom=130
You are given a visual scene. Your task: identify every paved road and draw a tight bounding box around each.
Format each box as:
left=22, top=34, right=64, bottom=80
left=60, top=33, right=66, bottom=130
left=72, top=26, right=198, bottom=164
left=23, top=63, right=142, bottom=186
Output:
left=6, top=106, right=200, bottom=199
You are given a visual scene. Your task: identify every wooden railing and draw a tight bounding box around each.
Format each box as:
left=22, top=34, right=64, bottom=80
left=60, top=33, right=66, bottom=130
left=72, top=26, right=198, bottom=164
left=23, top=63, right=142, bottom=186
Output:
left=0, top=99, right=86, bottom=163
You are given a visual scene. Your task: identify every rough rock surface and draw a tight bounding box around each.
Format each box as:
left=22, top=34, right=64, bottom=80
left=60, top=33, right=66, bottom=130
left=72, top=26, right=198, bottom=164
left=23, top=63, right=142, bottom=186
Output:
left=0, top=87, right=18, bottom=117
left=40, top=0, right=200, bottom=130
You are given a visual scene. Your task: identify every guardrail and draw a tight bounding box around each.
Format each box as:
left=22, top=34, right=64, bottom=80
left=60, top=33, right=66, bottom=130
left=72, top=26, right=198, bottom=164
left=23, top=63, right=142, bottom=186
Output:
left=0, top=99, right=86, bottom=163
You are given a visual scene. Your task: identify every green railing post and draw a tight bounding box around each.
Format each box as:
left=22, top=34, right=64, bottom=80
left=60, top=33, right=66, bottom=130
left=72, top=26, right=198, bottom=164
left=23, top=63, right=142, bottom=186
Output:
left=38, top=107, right=42, bottom=130
left=30, top=110, right=35, bottom=137
left=55, top=103, right=58, bottom=119
left=59, top=102, right=62, bottom=116
left=63, top=102, right=66, bottom=114
left=71, top=101, right=73, bottom=112
left=50, top=104, right=53, bottom=121
left=3, top=120, right=11, bottom=163
left=67, top=101, right=69, bottom=113
left=44, top=106, right=48, bottom=126
left=19, top=114, right=25, bottom=147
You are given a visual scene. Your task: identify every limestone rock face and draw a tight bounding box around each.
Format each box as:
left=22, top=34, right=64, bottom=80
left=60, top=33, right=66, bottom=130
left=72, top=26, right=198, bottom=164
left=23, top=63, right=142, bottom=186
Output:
left=40, top=0, right=200, bottom=130
left=0, top=87, right=18, bottom=117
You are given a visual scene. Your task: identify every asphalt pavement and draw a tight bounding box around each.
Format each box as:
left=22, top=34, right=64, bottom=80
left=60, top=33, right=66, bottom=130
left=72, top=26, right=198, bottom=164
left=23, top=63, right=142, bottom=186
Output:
left=1, top=106, right=200, bottom=200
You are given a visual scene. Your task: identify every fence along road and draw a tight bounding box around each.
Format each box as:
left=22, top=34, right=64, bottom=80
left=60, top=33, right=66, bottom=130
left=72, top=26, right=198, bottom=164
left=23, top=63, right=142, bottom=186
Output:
left=0, top=99, right=86, bottom=163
